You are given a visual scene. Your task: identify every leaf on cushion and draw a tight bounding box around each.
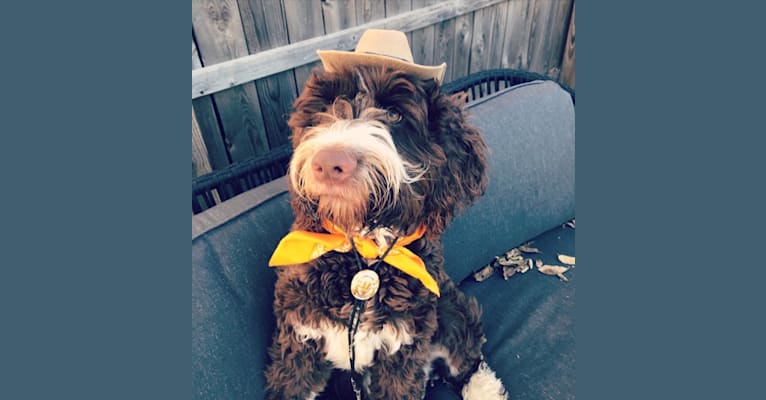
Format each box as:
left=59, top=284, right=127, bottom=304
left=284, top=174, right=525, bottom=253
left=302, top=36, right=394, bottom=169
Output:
left=473, top=265, right=495, bottom=282
left=518, top=241, right=541, bottom=254
left=537, top=264, right=570, bottom=282
left=502, top=266, right=517, bottom=280
left=496, top=254, right=524, bottom=267
left=537, top=265, right=569, bottom=275
left=557, top=254, right=576, bottom=265
left=505, top=248, right=522, bottom=260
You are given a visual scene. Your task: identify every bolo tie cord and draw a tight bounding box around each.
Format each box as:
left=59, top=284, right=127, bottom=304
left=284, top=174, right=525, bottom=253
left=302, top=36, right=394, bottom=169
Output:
left=346, top=235, right=400, bottom=400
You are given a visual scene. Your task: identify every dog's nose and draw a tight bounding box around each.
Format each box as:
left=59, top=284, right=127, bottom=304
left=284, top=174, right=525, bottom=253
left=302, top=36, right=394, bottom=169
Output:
left=311, top=148, right=357, bottom=183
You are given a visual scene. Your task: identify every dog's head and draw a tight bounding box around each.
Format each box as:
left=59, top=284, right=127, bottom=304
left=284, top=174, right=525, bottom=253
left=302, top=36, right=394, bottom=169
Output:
left=287, top=66, right=487, bottom=239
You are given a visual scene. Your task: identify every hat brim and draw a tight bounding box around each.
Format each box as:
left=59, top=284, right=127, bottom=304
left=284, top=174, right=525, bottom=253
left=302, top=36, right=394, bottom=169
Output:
left=317, top=50, right=447, bottom=84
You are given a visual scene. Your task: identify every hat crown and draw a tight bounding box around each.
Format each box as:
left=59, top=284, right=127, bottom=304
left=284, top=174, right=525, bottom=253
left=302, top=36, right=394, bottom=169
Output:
left=354, top=29, right=414, bottom=64
left=316, top=29, right=446, bottom=83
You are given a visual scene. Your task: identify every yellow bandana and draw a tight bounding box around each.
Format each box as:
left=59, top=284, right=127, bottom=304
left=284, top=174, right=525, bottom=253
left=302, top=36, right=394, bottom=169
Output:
left=268, top=220, right=440, bottom=297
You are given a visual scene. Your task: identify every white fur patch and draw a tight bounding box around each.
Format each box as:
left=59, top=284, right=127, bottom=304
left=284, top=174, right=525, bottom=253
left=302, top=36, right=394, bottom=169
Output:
left=294, top=320, right=413, bottom=371
left=461, top=361, right=508, bottom=400
left=290, top=119, right=425, bottom=208
left=427, top=344, right=459, bottom=377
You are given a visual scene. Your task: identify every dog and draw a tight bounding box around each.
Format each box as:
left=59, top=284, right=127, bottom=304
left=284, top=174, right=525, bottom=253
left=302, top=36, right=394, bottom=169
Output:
left=265, top=30, right=507, bottom=400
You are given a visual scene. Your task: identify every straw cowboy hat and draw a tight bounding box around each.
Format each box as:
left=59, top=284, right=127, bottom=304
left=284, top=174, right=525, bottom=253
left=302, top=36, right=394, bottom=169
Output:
left=317, top=29, right=447, bottom=84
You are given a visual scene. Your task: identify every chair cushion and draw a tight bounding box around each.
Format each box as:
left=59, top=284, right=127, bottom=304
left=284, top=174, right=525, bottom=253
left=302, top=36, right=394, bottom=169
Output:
left=191, top=80, right=575, bottom=399
left=442, top=80, right=575, bottom=281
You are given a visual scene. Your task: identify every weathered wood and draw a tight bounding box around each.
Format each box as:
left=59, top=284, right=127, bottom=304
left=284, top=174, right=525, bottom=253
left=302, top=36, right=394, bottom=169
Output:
left=385, top=0, right=413, bottom=42
left=192, top=38, right=229, bottom=171
left=487, top=0, right=510, bottom=70
left=559, top=0, right=575, bottom=88
left=469, top=1, right=509, bottom=73
left=384, top=0, right=412, bottom=43
left=322, top=0, right=357, bottom=33
left=410, top=0, right=438, bottom=67
left=284, top=0, right=326, bottom=90
left=527, top=0, right=572, bottom=78
left=192, top=107, right=222, bottom=204
left=451, top=13, right=474, bottom=81
left=192, top=107, right=212, bottom=178
left=501, top=0, right=534, bottom=70
left=192, top=0, right=507, bottom=98
left=239, top=0, right=296, bottom=148
left=356, top=0, right=385, bottom=24
left=385, top=0, right=412, bottom=17
left=433, top=17, right=456, bottom=83
left=192, top=37, right=201, bottom=70
left=192, top=0, right=268, bottom=160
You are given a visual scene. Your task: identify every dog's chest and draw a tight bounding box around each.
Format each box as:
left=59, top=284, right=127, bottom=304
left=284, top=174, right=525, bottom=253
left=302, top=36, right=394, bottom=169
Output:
left=294, top=317, right=413, bottom=371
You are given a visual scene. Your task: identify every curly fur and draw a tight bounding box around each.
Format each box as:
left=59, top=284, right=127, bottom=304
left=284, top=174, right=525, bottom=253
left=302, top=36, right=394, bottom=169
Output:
left=265, top=65, right=506, bottom=400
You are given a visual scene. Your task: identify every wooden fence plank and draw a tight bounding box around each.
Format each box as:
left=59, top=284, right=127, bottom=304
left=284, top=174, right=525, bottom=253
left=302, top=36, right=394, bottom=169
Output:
left=559, top=0, right=575, bottom=88
left=410, top=0, right=438, bottom=67
left=385, top=0, right=413, bottom=42
left=322, top=0, right=357, bottom=33
left=451, top=13, right=474, bottom=80
left=192, top=0, right=507, bottom=98
left=433, top=17, right=456, bottom=83
left=238, top=0, right=296, bottom=148
left=284, top=0, right=326, bottom=90
left=527, top=0, right=572, bottom=78
left=487, top=0, right=510, bottom=69
left=501, top=0, right=534, bottom=70
left=385, top=0, right=412, bottom=17
left=192, top=0, right=269, bottom=161
left=192, top=38, right=229, bottom=170
left=192, top=107, right=222, bottom=204
left=469, top=1, right=509, bottom=73
left=356, top=0, right=385, bottom=24
left=192, top=107, right=213, bottom=178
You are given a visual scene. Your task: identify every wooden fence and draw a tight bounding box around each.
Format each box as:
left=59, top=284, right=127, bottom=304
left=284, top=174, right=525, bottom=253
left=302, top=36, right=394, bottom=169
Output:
left=192, top=0, right=575, bottom=179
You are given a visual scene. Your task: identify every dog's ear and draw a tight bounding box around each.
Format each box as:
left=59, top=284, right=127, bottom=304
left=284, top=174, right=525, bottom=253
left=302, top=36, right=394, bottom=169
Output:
left=422, top=88, right=488, bottom=237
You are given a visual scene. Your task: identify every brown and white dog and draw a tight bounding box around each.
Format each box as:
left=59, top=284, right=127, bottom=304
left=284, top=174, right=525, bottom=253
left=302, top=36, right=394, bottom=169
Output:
left=265, top=30, right=507, bottom=400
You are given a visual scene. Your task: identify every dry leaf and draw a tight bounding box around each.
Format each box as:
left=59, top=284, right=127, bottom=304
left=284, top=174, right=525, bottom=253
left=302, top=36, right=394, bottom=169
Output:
left=496, top=254, right=524, bottom=267
left=473, top=265, right=495, bottom=282
left=518, top=264, right=530, bottom=273
left=535, top=259, right=543, bottom=268
left=502, top=266, right=517, bottom=280
left=526, top=258, right=534, bottom=269
left=505, top=248, right=521, bottom=259
left=557, top=254, right=576, bottom=265
left=537, top=265, right=569, bottom=276
left=557, top=273, right=569, bottom=282
left=518, top=241, right=541, bottom=254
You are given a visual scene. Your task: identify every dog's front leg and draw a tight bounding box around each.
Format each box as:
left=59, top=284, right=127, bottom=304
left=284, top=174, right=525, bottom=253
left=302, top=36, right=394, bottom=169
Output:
left=364, top=340, right=431, bottom=400
left=434, top=283, right=507, bottom=400
left=264, top=326, right=333, bottom=400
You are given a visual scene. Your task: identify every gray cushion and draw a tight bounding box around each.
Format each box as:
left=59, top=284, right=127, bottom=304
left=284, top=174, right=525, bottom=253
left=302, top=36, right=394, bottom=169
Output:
left=191, top=80, right=575, bottom=399
left=443, top=80, right=575, bottom=280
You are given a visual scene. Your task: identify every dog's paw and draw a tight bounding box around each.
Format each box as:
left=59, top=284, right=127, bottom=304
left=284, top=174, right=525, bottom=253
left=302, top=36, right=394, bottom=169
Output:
left=461, top=361, right=508, bottom=400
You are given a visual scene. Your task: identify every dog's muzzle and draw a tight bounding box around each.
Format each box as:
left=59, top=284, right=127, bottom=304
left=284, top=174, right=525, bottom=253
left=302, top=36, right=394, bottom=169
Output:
left=291, top=119, right=423, bottom=201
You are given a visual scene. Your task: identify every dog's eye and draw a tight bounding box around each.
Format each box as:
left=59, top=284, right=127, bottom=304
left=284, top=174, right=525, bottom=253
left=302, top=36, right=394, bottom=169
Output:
left=385, top=108, right=402, bottom=123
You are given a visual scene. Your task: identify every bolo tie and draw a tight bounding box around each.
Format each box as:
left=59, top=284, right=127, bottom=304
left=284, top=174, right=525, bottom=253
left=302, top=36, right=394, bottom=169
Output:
left=345, top=233, right=399, bottom=400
